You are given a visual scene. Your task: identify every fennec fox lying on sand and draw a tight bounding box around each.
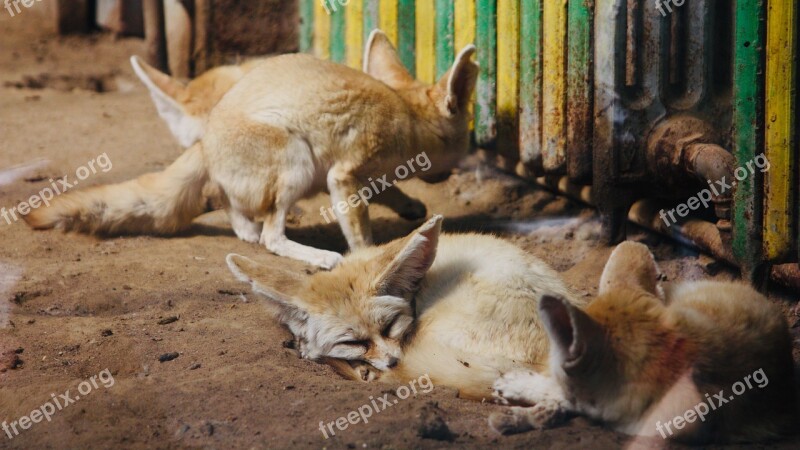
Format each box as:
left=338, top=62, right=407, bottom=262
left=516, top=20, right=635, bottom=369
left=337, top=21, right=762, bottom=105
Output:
left=491, top=241, right=796, bottom=443
left=226, top=215, right=585, bottom=400
left=26, top=31, right=478, bottom=269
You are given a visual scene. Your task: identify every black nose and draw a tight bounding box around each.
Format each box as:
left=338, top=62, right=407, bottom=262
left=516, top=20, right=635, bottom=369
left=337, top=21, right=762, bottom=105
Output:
left=387, top=357, right=399, bottom=369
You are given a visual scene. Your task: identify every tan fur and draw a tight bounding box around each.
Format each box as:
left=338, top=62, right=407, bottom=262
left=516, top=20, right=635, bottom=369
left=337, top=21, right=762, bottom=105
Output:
left=492, top=242, right=797, bottom=443
left=25, top=144, right=208, bottom=234
left=227, top=216, right=583, bottom=401
left=27, top=31, right=478, bottom=269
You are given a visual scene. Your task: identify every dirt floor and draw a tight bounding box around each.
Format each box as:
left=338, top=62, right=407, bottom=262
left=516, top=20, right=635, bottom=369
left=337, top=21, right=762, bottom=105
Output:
left=1, top=10, right=799, bottom=450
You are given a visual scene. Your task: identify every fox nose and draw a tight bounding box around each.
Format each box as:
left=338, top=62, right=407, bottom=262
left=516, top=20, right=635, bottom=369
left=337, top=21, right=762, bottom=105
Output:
left=387, top=357, right=399, bottom=369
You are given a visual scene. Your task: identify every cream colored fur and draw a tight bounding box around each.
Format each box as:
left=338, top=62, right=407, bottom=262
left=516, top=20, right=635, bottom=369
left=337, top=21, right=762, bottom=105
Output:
left=227, top=215, right=583, bottom=401
left=491, top=242, right=797, bottom=443
left=27, top=30, right=477, bottom=269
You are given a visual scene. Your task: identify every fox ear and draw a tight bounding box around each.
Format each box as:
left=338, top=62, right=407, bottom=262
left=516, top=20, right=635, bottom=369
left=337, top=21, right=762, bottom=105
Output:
left=226, top=254, right=308, bottom=324
left=539, top=295, right=605, bottom=374
left=363, top=29, right=415, bottom=89
left=374, top=215, right=442, bottom=299
left=599, top=241, right=664, bottom=300
left=435, top=45, right=478, bottom=116
left=130, top=55, right=203, bottom=148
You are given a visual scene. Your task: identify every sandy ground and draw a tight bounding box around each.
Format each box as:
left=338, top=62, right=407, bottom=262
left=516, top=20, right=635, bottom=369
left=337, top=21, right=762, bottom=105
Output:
left=1, top=10, right=799, bottom=450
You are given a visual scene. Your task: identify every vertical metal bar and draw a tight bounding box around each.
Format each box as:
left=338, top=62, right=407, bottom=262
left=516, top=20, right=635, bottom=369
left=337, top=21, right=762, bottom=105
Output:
left=364, top=0, right=380, bottom=44
left=566, top=0, right=593, bottom=182
left=330, top=2, right=347, bottom=63
left=733, top=0, right=766, bottom=276
left=542, top=0, right=566, bottom=172
left=497, top=0, right=520, bottom=160
left=436, top=0, right=456, bottom=78
left=346, top=0, right=365, bottom=68
left=519, top=0, right=542, bottom=173
left=455, top=0, right=476, bottom=50
left=416, top=0, right=436, bottom=82
left=380, top=0, right=399, bottom=45
left=313, top=0, right=331, bottom=59
left=764, top=0, right=797, bottom=261
left=300, top=0, right=315, bottom=53
left=398, top=0, right=417, bottom=74
left=475, top=0, right=497, bottom=147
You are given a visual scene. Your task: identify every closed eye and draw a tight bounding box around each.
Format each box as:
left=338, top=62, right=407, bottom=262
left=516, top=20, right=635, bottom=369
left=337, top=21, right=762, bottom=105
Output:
left=381, top=316, right=399, bottom=337
left=338, top=339, right=370, bottom=348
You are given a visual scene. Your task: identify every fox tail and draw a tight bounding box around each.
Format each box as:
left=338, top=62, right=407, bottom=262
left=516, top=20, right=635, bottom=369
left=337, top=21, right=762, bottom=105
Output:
left=24, top=144, right=209, bottom=235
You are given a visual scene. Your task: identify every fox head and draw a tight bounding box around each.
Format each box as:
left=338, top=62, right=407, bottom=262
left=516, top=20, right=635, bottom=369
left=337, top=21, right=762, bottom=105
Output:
left=538, top=242, right=685, bottom=427
left=226, top=215, right=442, bottom=371
left=130, top=56, right=259, bottom=148
left=363, top=30, right=479, bottom=181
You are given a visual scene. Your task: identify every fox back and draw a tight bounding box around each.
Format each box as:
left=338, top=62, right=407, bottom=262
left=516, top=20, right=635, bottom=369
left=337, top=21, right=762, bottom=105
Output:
left=540, top=242, right=796, bottom=443
left=227, top=216, right=582, bottom=400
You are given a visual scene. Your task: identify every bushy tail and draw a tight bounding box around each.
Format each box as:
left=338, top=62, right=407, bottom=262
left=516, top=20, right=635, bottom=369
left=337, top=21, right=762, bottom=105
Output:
left=24, top=144, right=209, bottom=235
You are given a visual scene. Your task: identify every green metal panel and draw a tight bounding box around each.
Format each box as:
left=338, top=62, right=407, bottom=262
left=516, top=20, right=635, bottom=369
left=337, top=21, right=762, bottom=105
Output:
left=300, top=0, right=314, bottom=53
left=732, top=0, right=766, bottom=276
left=475, top=0, right=497, bottom=147
left=364, top=0, right=380, bottom=45
left=398, top=0, right=417, bottom=75
left=436, top=0, right=455, bottom=78
left=519, top=0, right=542, bottom=173
left=565, top=0, right=593, bottom=182
left=330, top=3, right=347, bottom=63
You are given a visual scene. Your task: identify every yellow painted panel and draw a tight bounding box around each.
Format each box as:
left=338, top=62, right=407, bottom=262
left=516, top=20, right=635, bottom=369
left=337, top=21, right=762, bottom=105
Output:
left=346, top=0, right=364, bottom=68
left=380, top=0, right=399, bottom=45
left=313, top=0, right=331, bottom=59
left=764, top=0, right=797, bottom=259
left=497, top=0, right=519, bottom=152
left=416, top=0, right=436, bottom=83
left=455, top=0, right=476, bottom=128
left=542, top=0, right=566, bottom=170
left=455, top=0, right=476, bottom=51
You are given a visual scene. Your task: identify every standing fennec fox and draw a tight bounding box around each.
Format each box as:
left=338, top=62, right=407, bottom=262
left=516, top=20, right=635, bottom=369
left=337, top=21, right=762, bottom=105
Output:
left=491, top=241, right=796, bottom=443
left=25, top=30, right=478, bottom=269
left=226, top=215, right=584, bottom=400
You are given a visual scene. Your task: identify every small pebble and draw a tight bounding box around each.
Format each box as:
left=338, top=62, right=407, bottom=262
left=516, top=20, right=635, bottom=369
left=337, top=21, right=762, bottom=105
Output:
left=159, top=352, right=180, bottom=362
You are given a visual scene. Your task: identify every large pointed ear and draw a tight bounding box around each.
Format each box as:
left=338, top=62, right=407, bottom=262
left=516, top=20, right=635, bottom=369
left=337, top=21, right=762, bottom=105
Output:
left=130, top=55, right=203, bottom=147
left=374, top=215, right=442, bottom=298
left=435, top=45, right=478, bottom=116
left=539, top=295, right=605, bottom=374
left=226, top=254, right=308, bottom=324
left=363, top=29, right=415, bottom=89
left=599, top=241, right=664, bottom=300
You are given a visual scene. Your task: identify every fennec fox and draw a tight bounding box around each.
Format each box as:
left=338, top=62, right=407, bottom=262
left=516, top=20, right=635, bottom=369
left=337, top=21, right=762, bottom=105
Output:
left=26, top=31, right=478, bottom=269
left=491, top=241, right=796, bottom=443
left=130, top=55, right=265, bottom=148
left=226, top=215, right=584, bottom=400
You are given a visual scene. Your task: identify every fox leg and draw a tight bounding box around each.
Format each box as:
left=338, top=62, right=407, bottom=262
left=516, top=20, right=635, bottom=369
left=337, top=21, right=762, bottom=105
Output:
left=327, top=166, right=373, bottom=249
left=260, top=206, right=343, bottom=270
left=229, top=209, right=262, bottom=243
left=322, top=358, right=381, bottom=382
left=370, top=185, right=427, bottom=220
left=489, top=371, right=573, bottom=434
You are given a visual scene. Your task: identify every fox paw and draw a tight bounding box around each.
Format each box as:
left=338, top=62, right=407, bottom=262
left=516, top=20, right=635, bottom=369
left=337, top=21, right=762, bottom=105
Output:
left=315, top=251, right=343, bottom=270
left=489, top=404, right=568, bottom=435
left=493, top=370, right=550, bottom=406
left=351, top=361, right=380, bottom=382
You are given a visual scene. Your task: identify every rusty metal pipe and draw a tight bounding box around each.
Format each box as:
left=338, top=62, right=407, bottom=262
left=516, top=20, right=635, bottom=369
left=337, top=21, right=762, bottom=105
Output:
left=684, top=143, right=736, bottom=229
